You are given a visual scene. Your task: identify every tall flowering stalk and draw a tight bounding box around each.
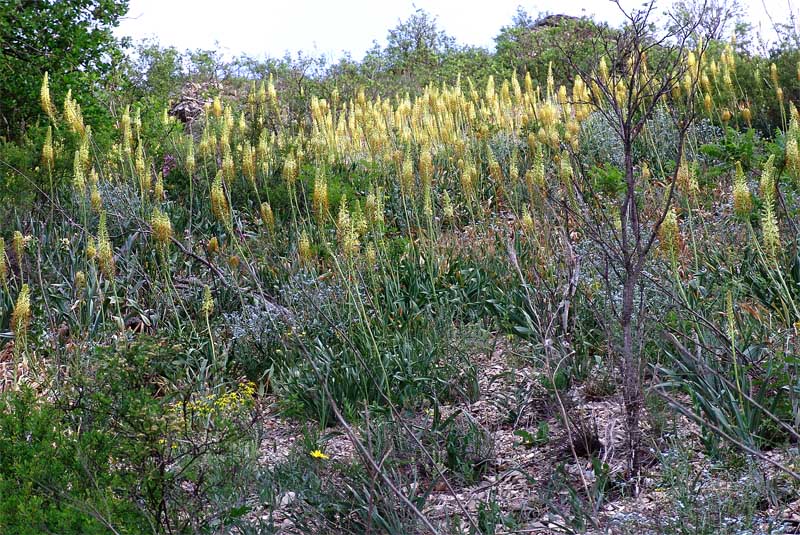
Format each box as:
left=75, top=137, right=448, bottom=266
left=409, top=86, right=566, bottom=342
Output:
left=761, top=197, right=781, bottom=259
left=210, top=172, right=230, bottom=223
left=732, top=161, right=752, bottom=217
left=40, top=72, right=56, bottom=121
left=97, top=211, right=115, bottom=278
left=0, top=238, right=7, bottom=289
left=11, top=284, right=31, bottom=357
left=659, top=207, right=680, bottom=260
left=312, top=168, right=329, bottom=225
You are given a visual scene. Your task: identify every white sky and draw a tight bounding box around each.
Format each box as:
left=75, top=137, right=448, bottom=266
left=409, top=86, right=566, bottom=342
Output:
left=115, top=0, right=794, bottom=61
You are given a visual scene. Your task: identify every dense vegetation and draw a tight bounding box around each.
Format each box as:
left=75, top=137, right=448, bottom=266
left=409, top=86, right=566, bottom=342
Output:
left=3, top=1, right=800, bottom=533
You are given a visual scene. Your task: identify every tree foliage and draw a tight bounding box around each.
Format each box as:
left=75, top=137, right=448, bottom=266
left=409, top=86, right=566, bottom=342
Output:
left=494, top=8, right=609, bottom=84
left=0, top=0, right=128, bottom=137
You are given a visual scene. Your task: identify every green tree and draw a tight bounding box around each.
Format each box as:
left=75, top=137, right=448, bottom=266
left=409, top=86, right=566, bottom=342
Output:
left=0, top=0, right=129, bottom=137
left=357, top=8, right=461, bottom=94
left=383, top=9, right=456, bottom=78
left=494, top=8, right=606, bottom=86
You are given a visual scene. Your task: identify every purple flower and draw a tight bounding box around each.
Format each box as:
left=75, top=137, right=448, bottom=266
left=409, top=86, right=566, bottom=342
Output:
left=162, top=154, right=177, bottom=177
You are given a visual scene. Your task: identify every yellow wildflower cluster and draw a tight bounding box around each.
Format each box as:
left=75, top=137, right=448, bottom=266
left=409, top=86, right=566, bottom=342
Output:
left=183, top=381, right=257, bottom=417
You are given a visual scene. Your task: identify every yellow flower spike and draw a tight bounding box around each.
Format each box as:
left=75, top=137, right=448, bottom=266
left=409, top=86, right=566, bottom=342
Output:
left=120, top=105, right=132, bottom=149
left=310, top=449, right=330, bottom=460
left=86, top=237, right=97, bottom=261
left=423, top=186, right=433, bottom=219
left=599, top=57, right=609, bottom=84
left=400, top=154, right=414, bottom=197
left=260, top=201, right=275, bottom=232
left=242, top=142, right=256, bottom=185
left=212, top=96, right=223, bottom=118
left=238, top=111, right=247, bottom=135
left=364, top=242, right=377, bottom=265
left=559, top=151, right=574, bottom=186
left=74, top=271, right=86, bottom=295
left=759, top=154, right=776, bottom=199
left=488, top=152, right=502, bottom=184
left=741, top=107, right=752, bottom=127
left=687, top=51, right=696, bottom=70
left=312, top=169, right=329, bottom=222
left=11, top=284, right=31, bottom=343
left=282, top=156, right=298, bottom=186
left=42, top=126, right=54, bottom=172
left=676, top=157, right=697, bottom=196
left=79, top=126, right=91, bottom=168
left=40, top=72, right=56, bottom=121
left=442, top=190, right=454, bottom=222
left=701, top=72, right=711, bottom=93
left=63, top=89, right=80, bottom=134
left=682, top=72, right=692, bottom=96
left=210, top=172, right=230, bottom=222
left=761, top=199, right=781, bottom=258
left=353, top=201, right=368, bottom=236
left=365, top=189, right=378, bottom=224
left=12, top=231, right=25, bottom=263
left=298, top=231, right=312, bottom=264
left=154, top=172, right=164, bottom=200
left=557, top=85, right=568, bottom=106
left=521, top=207, right=534, bottom=234
left=787, top=138, right=800, bottom=179
left=135, top=144, right=147, bottom=193
left=222, top=144, right=235, bottom=183
left=151, top=207, right=173, bottom=247
left=90, top=184, right=102, bottom=212
left=671, top=79, right=681, bottom=100
left=201, top=286, right=214, bottom=317
left=73, top=150, right=86, bottom=194
left=0, top=238, right=6, bottom=286
left=185, top=138, right=196, bottom=176
left=659, top=208, right=680, bottom=258
left=419, top=149, right=433, bottom=189
left=732, top=161, right=752, bottom=217
left=726, top=289, right=736, bottom=341
left=723, top=67, right=734, bottom=89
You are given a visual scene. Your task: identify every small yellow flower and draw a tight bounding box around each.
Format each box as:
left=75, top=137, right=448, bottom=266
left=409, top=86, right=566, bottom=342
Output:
left=310, top=449, right=330, bottom=460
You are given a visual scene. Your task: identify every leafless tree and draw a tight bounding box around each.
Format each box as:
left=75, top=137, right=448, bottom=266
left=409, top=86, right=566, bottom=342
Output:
left=550, top=0, right=719, bottom=479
